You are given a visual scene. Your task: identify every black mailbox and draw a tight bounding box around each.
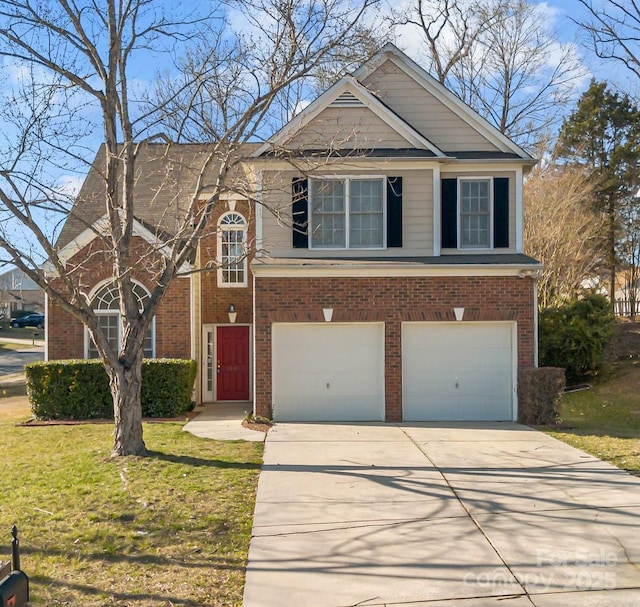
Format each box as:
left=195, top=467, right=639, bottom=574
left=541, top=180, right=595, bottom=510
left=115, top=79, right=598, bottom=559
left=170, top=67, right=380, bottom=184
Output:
left=0, top=570, right=29, bottom=607
left=0, top=527, right=28, bottom=607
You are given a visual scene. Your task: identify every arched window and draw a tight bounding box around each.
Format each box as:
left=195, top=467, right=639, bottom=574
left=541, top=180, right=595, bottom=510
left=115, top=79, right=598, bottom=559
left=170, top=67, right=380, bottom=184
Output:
left=86, top=281, right=154, bottom=359
left=218, top=211, right=247, bottom=287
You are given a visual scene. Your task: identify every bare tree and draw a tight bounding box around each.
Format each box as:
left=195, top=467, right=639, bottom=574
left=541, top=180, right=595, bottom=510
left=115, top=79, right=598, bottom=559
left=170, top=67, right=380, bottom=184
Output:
left=618, top=190, right=640, bottom=318
left=524, top=162, right=604, bottom=308
left=0, top=0, right=377, bottom=456
left=402, top=0, right=586, bottom=151
left=398, top=0, right=496, bottom=84
left=576, top=0, right=640, bottom=79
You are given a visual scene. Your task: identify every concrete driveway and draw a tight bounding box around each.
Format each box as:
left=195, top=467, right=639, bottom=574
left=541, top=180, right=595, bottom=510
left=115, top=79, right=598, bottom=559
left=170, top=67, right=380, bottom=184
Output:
left=243, top=422, right=640, bottom=606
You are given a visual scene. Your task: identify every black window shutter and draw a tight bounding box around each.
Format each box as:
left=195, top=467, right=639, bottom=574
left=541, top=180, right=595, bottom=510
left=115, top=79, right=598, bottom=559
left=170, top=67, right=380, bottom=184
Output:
left=386, top=176, right=403, bottom=248
left=292, top=177, right=308, bottom=248
left=493, top=177, right=509, bottom=248
left=441, top=178, right=457, bottom=248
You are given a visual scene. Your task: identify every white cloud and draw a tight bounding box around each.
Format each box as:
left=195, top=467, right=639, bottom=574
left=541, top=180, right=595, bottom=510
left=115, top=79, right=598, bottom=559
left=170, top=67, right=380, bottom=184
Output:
left=55, top=175, right=84, bottom=197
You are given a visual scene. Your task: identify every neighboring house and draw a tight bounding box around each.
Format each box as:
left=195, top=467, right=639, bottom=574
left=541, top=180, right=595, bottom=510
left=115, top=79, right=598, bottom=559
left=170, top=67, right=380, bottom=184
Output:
left=47, top=44, right=541, bottom=422
left=0, top=268, right=45, bottom=319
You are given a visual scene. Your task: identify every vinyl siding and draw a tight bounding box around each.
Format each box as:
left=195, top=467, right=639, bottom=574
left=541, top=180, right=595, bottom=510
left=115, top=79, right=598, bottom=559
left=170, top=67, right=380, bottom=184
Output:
left=440, top=170, right=517, bottom=254
left=362, top=60, right=500, bottom=153
left=284, top=107, right=411, bottom=150
left=260, top=168, right=434, bottom=257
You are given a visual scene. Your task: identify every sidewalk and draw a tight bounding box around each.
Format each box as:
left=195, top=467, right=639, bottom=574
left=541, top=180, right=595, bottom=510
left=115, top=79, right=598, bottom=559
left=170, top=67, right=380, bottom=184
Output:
left=183, top=404, right=266, bottom=442
left=0, top=372, right=26, bottom=386
left=0, top=336, right=44, bottom=347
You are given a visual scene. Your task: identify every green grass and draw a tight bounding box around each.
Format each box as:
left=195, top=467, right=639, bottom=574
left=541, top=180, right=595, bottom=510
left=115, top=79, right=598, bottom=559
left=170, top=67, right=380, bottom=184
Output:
left=0, top=326, right=43, bottom=340
left=0, top=402, right=263, bottom=606
left=0, top=341, right=33, bottom=353
left=544, top=360, right=640, bottom=476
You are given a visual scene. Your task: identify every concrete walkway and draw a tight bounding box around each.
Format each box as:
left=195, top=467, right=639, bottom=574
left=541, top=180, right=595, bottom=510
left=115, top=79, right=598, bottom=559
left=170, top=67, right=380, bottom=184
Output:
left=183, top=404, right=265, bottom=442
left=0, top=342, right=43, bottom=377
left=243, top=422, right=640, bottom=606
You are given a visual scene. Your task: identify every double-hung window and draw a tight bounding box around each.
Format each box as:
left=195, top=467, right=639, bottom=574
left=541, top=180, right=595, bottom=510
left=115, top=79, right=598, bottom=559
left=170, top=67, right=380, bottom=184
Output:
left=441, top=176, right=509, bottom=250
left=310, top=178, right=385, bottom=249
left=459, top=178, right=492, bottom=249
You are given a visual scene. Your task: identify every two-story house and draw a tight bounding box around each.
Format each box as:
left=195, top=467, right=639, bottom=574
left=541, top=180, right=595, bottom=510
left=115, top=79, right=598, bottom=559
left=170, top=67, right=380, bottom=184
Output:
left=47, top=44, right=540, bottom=422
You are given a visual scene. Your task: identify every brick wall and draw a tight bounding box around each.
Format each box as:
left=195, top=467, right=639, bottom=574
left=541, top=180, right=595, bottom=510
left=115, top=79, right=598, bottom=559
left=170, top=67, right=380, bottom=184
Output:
left=199, top=199, right=255, bottom=326
left=254, top=275, right=536, bottom=421
left=47, top=236, right=191, bottom=360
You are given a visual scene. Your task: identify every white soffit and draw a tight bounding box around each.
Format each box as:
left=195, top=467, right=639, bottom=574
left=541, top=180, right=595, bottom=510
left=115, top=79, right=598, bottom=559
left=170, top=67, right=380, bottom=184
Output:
left=251, top=261, right=543, bottom=278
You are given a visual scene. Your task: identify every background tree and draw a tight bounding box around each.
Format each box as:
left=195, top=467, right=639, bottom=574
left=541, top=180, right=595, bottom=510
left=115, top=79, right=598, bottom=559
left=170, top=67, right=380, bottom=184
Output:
left=0, top=0, right=377, bottom=456
left=539, top=293, right=615, bottom=383
left=555, top=79, right=640, bottom=310
left=399, top=0, right=586, bottom=151
left=618, top=188, right=640, bottom=318
left=524, top=161, right=602, bottom=308
left=577, top=0, right=640, bottom=80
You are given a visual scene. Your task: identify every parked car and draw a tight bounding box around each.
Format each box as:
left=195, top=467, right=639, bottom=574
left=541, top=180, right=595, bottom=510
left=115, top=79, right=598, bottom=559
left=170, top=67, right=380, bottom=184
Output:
left=10, top=313, right=45, bottom=329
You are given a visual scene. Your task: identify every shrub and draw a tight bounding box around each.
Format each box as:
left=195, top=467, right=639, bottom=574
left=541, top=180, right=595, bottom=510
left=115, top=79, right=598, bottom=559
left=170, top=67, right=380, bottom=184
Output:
left=140, top=359, right=198, bottom=418
left=518, top=366, right=565, bottom=425
left=539, top=293, right=615, bottom=383
left=27, top=360, right=111, bottom=419
left=26, top=359, right=197, bottom=420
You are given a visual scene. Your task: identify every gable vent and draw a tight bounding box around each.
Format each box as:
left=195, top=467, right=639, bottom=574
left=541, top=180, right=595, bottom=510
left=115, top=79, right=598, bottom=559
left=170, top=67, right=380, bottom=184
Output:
left=330, top=91, right=365, bottom=107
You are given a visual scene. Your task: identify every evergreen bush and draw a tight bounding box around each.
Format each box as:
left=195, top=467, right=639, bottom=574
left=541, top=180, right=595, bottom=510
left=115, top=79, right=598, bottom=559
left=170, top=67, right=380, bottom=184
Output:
left=26, top=359, right=197, bottom=420
left=539, top=293, right=615, bottom=383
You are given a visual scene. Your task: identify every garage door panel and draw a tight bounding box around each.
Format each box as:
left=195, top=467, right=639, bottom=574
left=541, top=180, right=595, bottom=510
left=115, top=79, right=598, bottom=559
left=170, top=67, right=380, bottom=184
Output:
left=403, top=322, right=514, bottom=422
left=272, top=324, right=384, bottom=422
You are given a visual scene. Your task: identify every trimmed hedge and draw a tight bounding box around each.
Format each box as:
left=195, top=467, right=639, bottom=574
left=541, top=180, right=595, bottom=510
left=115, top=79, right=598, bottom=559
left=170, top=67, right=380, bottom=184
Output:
left=26, top=358, right=197, bottom=420
left=518, top=366, right=566, bottom=425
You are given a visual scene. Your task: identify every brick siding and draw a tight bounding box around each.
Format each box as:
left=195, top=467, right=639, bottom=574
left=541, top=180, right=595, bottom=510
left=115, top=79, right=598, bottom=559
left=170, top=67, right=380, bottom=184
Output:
left=47, top=236, right=191, bottom=360
left=254, top=275, right=536, bottom=421
left=199, top=200, right=254, bottom=326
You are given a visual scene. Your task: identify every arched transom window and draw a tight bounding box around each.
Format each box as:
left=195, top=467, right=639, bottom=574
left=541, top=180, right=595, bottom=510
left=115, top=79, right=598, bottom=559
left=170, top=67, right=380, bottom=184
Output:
left=86, top=281, right=154, bottom=359
left=218, top=211, right=247, bottom=287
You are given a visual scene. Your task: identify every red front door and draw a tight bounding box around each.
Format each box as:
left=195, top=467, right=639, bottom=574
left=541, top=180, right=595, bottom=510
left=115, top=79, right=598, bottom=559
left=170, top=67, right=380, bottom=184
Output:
left=216, top=326, right=250, bottom=401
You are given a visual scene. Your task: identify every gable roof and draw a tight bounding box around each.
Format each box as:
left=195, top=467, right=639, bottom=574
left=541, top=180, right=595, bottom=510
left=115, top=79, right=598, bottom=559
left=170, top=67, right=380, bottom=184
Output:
left=251, top=76, right=447, bottom=158
left=56, top=142, right=259, bottom=250
left=353, top=44, right=533, bottom=160
left=47, top=214, right=193, bottom=275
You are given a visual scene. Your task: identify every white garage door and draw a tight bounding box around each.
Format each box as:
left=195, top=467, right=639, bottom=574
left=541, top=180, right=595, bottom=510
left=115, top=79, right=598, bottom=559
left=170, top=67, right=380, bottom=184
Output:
left=272, top=323, right=384, bottom=422
left=403, top=322, right=515, bottom=421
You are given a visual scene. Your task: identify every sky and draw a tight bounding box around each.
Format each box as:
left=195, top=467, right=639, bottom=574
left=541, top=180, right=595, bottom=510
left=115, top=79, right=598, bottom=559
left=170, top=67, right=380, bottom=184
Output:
left=389, top=0, right=635, bottom=92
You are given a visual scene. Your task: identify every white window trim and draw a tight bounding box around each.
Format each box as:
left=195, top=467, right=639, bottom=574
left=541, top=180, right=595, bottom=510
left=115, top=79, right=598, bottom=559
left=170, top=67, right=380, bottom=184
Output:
left=457, top=176, right=494, bottom=251
left=84, top=279, right=156, bottom=359
left=217, top=211, right=248, bottom=288
left=308, top=175, right=387, bottom=250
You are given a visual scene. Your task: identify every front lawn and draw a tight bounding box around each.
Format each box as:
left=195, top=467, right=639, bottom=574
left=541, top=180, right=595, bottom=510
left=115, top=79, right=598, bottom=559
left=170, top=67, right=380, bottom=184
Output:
left=0, top=326, right=43, bottom=340
left=0, top=398, right=263, bottom=606
left=545, top=359, right=640, bottom=476
left=0, top=341, right=35, bottom=353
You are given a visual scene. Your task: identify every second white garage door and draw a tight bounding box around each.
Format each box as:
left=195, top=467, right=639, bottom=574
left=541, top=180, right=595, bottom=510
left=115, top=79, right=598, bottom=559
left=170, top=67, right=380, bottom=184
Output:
left=272, top=323, right=384, bottom=422
left=403, top=322, right=515, bottom=421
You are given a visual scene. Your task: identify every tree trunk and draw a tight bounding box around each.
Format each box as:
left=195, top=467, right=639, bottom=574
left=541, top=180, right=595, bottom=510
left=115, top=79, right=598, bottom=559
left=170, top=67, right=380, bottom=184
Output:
left=608, top=200, right=617, bottom=314
left=109, top=360, right=147, bottom=456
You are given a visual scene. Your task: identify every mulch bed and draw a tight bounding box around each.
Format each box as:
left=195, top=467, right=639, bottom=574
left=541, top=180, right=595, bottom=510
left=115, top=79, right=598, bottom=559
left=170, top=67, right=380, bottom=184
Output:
left=241, top=419, right=271, bottom=433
